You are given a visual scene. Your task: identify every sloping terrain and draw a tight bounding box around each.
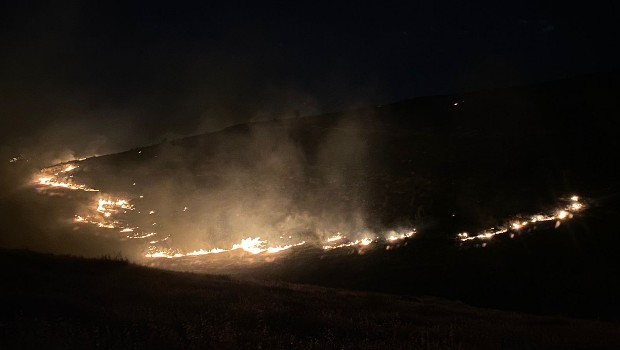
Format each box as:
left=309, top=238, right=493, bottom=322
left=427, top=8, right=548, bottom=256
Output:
left=2, top=72, right=619, bottom=328
left=148, top=193, right=620, bottom=321
left=69, top=71, right=620, bottom=237
left=1, top=249, right=619, bottom=349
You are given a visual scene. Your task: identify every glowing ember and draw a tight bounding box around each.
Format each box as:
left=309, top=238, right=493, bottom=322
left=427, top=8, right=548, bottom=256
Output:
left=62, top=164, right=78, bottom=172
left=386, top=230, right=416, bottom=241
left=35, top=163, right=99, bottom=192
left=145, top=238, right=307, bottom=258
left=146, top=250, right=184, bottom=259
left=323, top=238, right=374, bottom=250
left=36, top=176, right=99, bottom=191
left=326, top=233, right=344, bottom=242
left=127, top=232, right=157, bottom=239
left=186, top=248, right=227, bottom=256
left=359, top=238, right=373, bottom=246
left=322, top=229, right=414, bottom=251
left=231, top=237, right=267, bottom=254
left=458, top=195, right=586, bottom=243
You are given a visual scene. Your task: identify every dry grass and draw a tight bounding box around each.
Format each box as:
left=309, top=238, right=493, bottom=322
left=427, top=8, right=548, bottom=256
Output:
left=1, top=249, right=619, bottom=349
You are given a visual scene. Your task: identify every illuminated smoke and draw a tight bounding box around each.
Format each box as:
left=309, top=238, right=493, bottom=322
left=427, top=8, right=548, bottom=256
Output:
left=31, top=158, right=589, bottom=260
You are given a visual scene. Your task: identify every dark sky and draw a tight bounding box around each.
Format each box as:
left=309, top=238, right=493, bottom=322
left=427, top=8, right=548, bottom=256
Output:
left=1, top=1, right=619, bottom=163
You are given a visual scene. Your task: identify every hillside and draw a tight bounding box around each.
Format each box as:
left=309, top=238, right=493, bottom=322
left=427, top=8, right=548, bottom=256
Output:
left=68, top=72, right=620, bottom=237
left=2, top=72, right=620, bottom=332
left=1, top=249, right=619, bottom=349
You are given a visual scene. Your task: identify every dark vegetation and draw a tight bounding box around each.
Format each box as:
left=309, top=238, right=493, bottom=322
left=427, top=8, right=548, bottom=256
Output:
left=1, top=249, right=619, bottom=349
left=246, top=198, right=620, bottom=320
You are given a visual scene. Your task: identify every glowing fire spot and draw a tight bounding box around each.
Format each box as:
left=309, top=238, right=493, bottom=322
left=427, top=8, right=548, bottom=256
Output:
left=96, top=199, right=133, bottom=213
left=36, top=176, right=99, bottom=191
left=146, top=251, right=184, bottom=258
left=326, top=233, right=344, bottom=242
left=359, top=238, right=373, bottom=246
left=323, top=238, right=375, bottom=250
left=458, top=195, right=586, bottom=243
left=146, top=238, right=307, bottom=258
left=232, top=237, right=267, bottom=254
left=186, top=248, right=227, bottom=256
left=386, top=230, right=416, bottom=241
left=127, top=232, right=157, bottom=239
left=35, top=163, right=99, bottom=192
left=267, top=241, right=306, bottom=253
left=61, top=164, right=77, bottom=172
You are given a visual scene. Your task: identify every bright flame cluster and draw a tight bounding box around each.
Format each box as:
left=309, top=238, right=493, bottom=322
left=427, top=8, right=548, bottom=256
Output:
left=34, top=161, right=174, bottom=243
left=72, top=197, right=137, bottom=232
left=320, top=229, right=415, bottom=251
left=144, top=238, right=308, bottom=258
left=144, top=229, right=417, bottom=259
left=96, top=198, right=133, bottom=213
left=35, top=164, right=99, bottom=192
left=457, top=195, right=585, bottom=243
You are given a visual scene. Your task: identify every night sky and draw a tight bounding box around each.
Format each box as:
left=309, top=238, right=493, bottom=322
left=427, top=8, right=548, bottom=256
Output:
left=1, top=1, right=618, bottom=163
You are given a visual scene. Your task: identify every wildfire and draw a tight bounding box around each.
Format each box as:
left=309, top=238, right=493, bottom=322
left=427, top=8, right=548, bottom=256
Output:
left=144, top=238, right=307, bottom=258
left=231, top=237, right=267, bottom=254
left=457, top=195, right=586, bottom=243
left=32, top=160, right=591, bottom=261
left=326, top=233, right=344, bottom=242
left=386, top=230, right=416, bottom=241
left=322, top=238, right=374, bottom=250
left=61, top=164, right=78, bottom=172
left=35, top=163, right=99, bottom=192
left=144, top=228, right=418, bottom=259
left=96, top=198, right=134, bottom=213
left=321, top=229, right=416, bottom=251
left=186, top=248, right=227, bottom=256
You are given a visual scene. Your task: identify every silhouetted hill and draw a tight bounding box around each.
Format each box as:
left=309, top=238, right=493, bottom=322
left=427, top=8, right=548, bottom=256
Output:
left=1, top=249, right=619, bottom=349
left=4, top=72, right=620, bottom=330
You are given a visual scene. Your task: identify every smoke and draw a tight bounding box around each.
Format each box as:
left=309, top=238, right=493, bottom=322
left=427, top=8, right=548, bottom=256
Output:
left=0, top=1, right=398, bottom=171
left=112, top=112, right=383, bottom=254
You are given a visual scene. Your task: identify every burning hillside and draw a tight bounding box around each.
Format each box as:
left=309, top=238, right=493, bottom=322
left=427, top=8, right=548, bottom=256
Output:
left=33, top=151, right=587, bottom=264
left=18, top=75, right=619, bottom=269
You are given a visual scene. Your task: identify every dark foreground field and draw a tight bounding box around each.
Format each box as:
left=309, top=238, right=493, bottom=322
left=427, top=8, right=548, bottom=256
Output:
left=1, top=249, right=619, bottom=349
